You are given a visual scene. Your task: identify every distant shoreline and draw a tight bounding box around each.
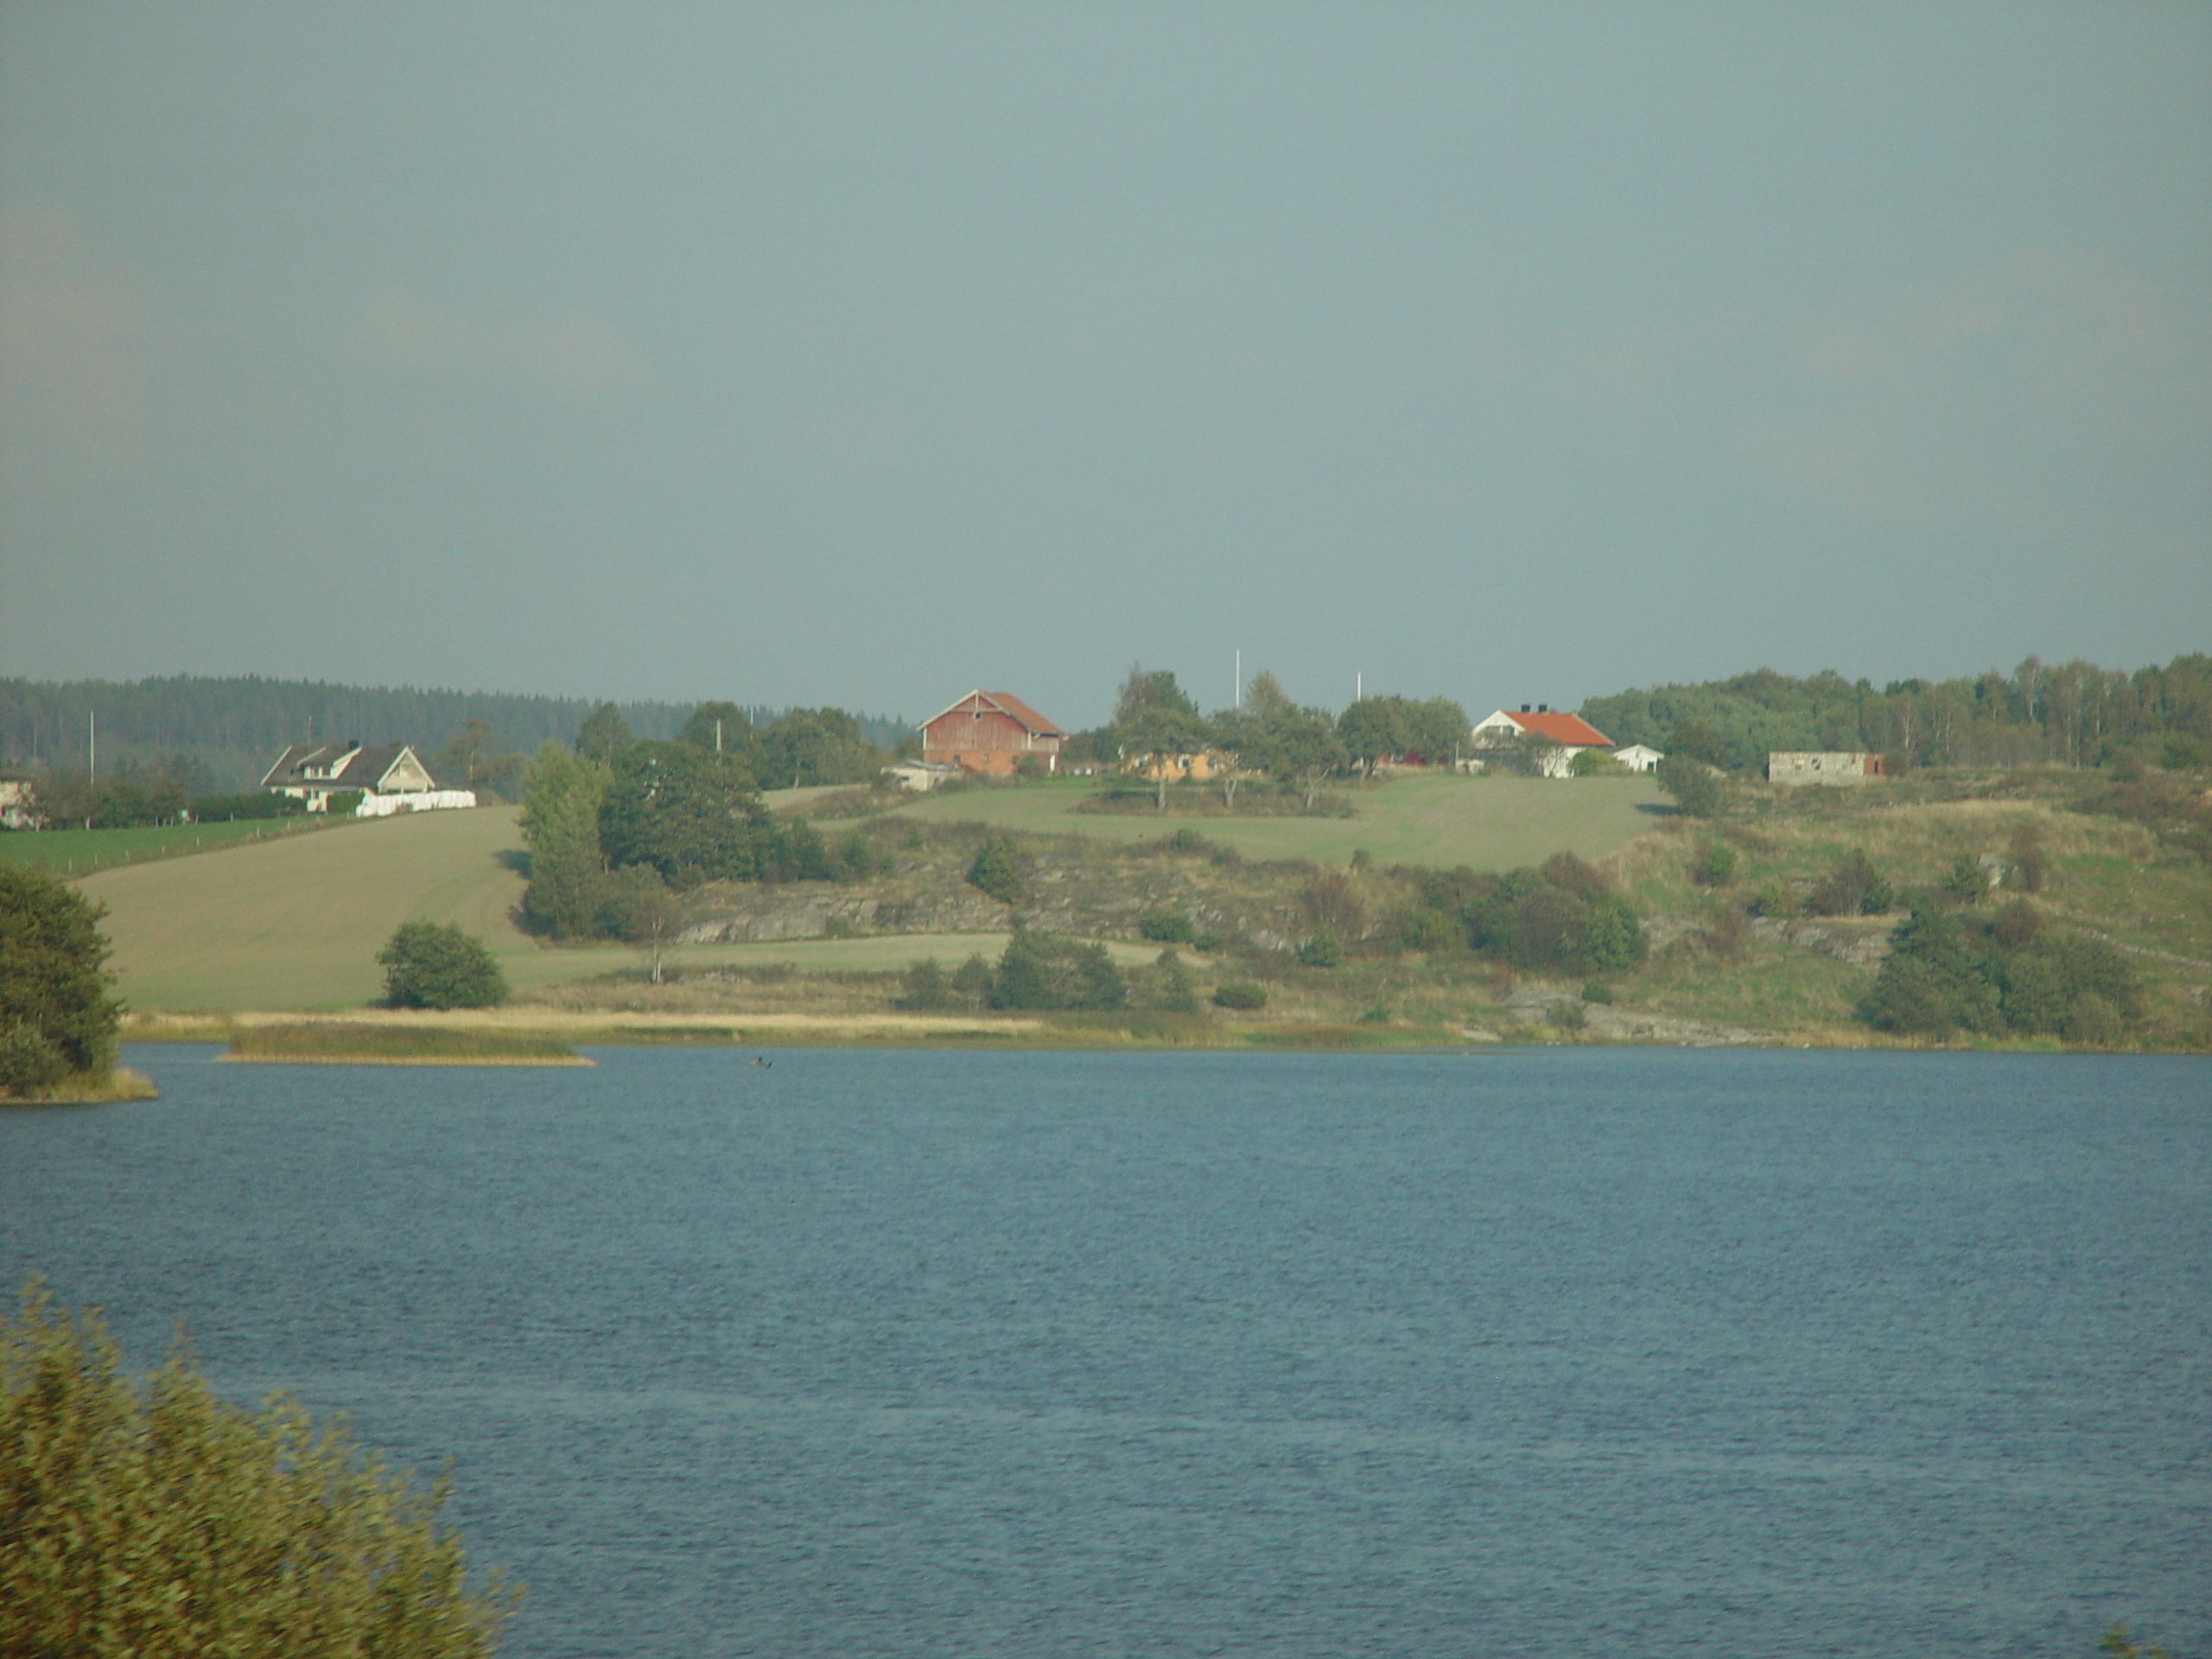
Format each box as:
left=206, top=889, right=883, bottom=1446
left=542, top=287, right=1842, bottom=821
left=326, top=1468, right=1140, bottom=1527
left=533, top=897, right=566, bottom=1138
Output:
left=111, top=1010, right=2174, bottom=1057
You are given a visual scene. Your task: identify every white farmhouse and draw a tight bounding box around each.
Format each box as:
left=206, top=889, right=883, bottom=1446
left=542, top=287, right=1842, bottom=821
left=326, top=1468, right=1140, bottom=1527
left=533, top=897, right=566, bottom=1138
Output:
left=261, top=741, right=474, bottom=814
left=1468, top=706, right=1615, bottom=778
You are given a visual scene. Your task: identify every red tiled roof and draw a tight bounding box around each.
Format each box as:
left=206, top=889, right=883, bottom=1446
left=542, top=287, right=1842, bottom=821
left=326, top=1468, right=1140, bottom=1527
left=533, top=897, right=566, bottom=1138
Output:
left=922, top=690, right=1065, bottom=738
left=1503, top=709, right=1611, bottom=747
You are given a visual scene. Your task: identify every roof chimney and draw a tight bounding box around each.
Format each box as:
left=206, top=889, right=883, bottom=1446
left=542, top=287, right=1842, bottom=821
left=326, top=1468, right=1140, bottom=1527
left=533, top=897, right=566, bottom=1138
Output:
left=1538, top=704, right=1548, bottom=714
left=1521, top=704, right=1531, bottom=713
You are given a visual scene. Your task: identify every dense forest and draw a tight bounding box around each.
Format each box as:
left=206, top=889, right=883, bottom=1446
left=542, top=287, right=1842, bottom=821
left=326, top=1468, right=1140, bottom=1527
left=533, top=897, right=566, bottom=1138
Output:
left=0, top=676, right=912, bottom=791
left=1581, top=654, right=2212, bottom=773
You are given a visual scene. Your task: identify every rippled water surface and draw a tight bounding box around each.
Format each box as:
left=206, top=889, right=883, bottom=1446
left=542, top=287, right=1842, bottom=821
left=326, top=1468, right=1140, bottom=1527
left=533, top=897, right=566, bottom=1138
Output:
left=4, top=1046, right=2207, bottom=1657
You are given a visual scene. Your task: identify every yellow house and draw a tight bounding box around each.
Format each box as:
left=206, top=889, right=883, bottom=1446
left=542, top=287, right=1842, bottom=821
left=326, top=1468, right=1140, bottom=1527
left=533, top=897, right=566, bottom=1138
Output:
left=1122, top=748, right=1227, bottom=782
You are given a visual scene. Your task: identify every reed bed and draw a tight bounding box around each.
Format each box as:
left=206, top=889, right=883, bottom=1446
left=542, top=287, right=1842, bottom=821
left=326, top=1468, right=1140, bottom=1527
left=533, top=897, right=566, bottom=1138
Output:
left=225, top=1024, right=588, bottom=1065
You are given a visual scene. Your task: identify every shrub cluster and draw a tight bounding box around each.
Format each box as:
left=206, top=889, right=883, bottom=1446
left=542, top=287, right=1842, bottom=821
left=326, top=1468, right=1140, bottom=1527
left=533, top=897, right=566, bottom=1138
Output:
left=1386, top=853, right=1649, bottom=977
left=899, top=930, right=1128, bottom=1014
left=1857, top=899, right=2141, bottom=1041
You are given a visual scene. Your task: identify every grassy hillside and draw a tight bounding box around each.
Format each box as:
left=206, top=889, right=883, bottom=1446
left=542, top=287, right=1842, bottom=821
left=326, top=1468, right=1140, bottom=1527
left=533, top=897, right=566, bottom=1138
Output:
left=79, top=805, right=539, bottom=1010
left=77, top=806, right=1173, bottom=1012
left=887, top=772, right=1664, bottom=868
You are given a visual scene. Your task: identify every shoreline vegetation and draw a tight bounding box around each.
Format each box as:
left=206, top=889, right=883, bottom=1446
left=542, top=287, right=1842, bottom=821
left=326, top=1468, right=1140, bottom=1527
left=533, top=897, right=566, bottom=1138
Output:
left=222, top=1023, right=589, bottom=1066
left=118, top=1007, right=2183, bottom=1056
left=0, top=1066, right=157, bottom=1105
left=86, top=751, right=2212, bottom=1058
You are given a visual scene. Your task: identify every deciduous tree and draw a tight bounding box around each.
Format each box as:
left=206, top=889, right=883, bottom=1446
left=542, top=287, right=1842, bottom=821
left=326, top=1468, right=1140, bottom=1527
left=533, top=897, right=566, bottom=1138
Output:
left=0, top=867, right=120, bottom=1095
left=377, top=922, right=508, bottom=1010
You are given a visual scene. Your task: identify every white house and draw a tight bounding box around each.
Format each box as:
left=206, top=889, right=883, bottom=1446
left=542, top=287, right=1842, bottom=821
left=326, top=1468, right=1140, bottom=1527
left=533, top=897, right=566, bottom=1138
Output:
left=261, top=741, right=471, bottom=813
left=1611, top=744, right=1664, bottom=773
left=1468, top=706, right=1615, bottom=778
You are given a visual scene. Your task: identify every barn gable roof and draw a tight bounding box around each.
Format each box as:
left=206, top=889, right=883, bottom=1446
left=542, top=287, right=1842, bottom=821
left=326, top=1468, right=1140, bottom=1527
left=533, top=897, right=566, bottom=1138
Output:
left=921, top=690, right=1065, bottom=739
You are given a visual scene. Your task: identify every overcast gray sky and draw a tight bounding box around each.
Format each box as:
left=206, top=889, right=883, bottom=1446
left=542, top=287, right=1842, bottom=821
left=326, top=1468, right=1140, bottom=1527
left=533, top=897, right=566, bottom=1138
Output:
left=3, top=3, right=2207, bottom=728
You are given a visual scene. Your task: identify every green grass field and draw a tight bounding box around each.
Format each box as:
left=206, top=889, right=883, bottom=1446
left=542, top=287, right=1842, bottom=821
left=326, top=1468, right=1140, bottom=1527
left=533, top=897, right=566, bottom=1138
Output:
left=0, top=817, right=340, bottom=874
left=887, top=772, right=1665, bottom=868
left=73, top=804, right=1183, bottom=1012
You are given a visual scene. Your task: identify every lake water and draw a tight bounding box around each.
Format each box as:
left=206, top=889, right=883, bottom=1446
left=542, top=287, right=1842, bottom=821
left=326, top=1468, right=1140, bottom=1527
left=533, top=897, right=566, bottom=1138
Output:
left=3, top=1046, right=2207, bottom=1657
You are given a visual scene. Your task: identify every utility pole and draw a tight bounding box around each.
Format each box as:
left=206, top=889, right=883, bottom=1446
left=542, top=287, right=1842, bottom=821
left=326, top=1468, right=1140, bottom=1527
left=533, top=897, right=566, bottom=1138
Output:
left=1356, top=671, right=1362, bottom=703
left=1234, top=649, right=1241, bottom=710
left=715, top=717, right=722, bottom=753
left=88, top=710, right=96, bottom=780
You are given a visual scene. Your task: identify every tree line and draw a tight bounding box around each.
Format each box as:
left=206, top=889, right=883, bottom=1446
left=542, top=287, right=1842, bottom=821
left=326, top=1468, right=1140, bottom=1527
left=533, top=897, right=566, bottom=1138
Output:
left=0, top=675, right=911, bottom=794
left=1062, top=664, right=1474, bottom=810
left=1582, top=654, right=2212, bottom=774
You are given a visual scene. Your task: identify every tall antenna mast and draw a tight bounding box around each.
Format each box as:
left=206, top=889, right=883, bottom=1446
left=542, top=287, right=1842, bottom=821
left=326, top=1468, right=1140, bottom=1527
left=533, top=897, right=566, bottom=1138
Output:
left=89, top=709, right=96, bottom=780
left=1235, top=649, right=1241, bottom=710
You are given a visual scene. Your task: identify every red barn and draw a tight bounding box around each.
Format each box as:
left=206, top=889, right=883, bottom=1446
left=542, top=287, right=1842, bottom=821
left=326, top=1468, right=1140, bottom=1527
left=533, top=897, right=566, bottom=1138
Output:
left=920, top=690, right=1066, bottom=776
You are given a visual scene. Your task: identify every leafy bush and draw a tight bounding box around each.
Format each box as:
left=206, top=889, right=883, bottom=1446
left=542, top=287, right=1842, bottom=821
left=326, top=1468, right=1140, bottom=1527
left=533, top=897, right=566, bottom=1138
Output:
left=967, top=836, right=1027, bottom=904
left=1, top=1286, right=513, bottom=1656
left=1941, top=852, right=1991, bottom=906
left=1655, top=753, right=1726, bottom=818
left=897, top=957, right=950, bottom=1010
left=1580, top=981, right=1615, bottom=1004
left=950, top=954, right=995, bottom=1002
left=1467, top=870, right=1648, bottom=976
left=1397, top=908, right=1463, bottom=953
left=325, top=790, right=365, bottom=816
left=1139, top=912, right=1197, bottom=944
left=1690, top=842, right=1737, bottom=887
left=0, top=865, right=119, bottom=1092
left=1211, top=982, right=1268, bottom=1010
left=987, top=929, right=1127, bottom=1011
left=1857, top=902, right=2139, bottom=1042
left=1297, top=927, right=1345, bottom=968
left=2005, top=822, right=2049, bottom=892
left=1141, top=950, right=1201, bottom=1014
left=1748, top=880, right=1797, bottom=918
left=1807, top=849, right=1892, bottom=917
left=377, top=923, right=508, bottom=1010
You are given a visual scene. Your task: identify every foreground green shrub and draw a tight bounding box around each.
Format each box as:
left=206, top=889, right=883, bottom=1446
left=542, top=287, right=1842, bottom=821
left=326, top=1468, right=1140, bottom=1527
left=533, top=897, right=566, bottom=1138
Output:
left=378, top=923, right=508, bottom=1010
left=1139, top=912, right=1197, bottom=944
left=1211, top=981, right=1268, bottom=1011
left=1, top=1286, right=514, bottom=1656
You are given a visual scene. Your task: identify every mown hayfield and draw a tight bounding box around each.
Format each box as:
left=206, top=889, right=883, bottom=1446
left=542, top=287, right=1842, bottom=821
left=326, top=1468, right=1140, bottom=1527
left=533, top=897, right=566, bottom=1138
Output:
left=77, top=806, right=544, bottom=1011
left=886, top=772, right=1666, bottom=868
